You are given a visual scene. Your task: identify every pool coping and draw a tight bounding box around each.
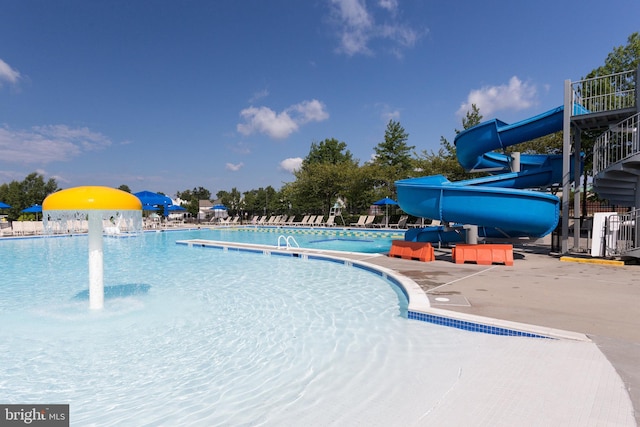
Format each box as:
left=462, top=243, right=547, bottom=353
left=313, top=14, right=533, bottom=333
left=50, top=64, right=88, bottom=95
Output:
left=176, top=239, right=590, bottom=342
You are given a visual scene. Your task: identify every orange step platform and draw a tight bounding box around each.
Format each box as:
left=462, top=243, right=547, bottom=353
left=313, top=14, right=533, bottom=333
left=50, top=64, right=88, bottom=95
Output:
left=388, top=240, right=435, bottom=262
left=452, top=243, right=513, bottom=266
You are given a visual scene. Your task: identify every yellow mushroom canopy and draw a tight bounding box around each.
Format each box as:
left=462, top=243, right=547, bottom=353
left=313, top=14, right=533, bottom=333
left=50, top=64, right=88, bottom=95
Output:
left=43, top=186, right=142, bottom=211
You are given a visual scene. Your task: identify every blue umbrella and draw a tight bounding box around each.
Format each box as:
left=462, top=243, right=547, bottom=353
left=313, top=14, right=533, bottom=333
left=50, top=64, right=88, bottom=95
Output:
left=134, top=191, right=172, bottom=216
left=21, top=204, right=43, bottom=220
left=0, top=201, right=10, bottom=209
left=373, top=197, right=397, bottom=206
left=372, top=197, right=398, bottom=227
left=21, top=204, right=43, bottom=213
left=210, top=204, right=228, bottom=218
left=142, top=204, right=159, bottom=211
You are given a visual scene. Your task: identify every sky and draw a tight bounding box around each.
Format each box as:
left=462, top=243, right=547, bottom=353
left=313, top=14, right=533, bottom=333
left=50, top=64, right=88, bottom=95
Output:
left=1, top=0, right=638, bottom=198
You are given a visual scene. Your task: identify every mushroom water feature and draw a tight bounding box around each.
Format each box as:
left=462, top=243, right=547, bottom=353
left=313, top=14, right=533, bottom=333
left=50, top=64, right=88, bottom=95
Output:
left=42, top=186, right=143, bottom=309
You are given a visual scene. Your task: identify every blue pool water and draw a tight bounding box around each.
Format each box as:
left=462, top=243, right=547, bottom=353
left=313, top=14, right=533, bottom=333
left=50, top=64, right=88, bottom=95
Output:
left=196, top=226, right=402, bottom=253
left=0, top=230, right=629, bottom=425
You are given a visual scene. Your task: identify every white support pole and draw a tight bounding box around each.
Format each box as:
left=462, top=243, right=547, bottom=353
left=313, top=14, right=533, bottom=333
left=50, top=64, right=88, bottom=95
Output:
left=88, top=211, right=104, bottom=309
left=510, top=152, right=521, bottom=173
left=573, top=130, right=582, bottom=249
left=562, top=80, right=572, bottom=254
left=464, top=224, right=478, bottom=244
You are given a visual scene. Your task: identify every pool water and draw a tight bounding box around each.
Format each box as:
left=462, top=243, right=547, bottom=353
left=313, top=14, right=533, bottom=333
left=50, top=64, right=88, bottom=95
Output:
left=0, top=230, right=632, bottom=425
left=197, top=226, right=402, bottom=253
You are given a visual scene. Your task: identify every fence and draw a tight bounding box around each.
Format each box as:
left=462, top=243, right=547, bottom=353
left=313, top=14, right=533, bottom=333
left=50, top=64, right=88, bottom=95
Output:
left=571, top=69, right=637, bottom=115
left=603, top=208, right=639, bottom=257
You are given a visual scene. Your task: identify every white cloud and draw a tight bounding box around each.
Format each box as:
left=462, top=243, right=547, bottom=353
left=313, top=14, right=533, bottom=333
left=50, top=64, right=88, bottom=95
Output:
left=457, top=76, right=537, bottom=118
left=328, top=0, right=422, bottom=57
left=237, top=99, right=329, bottom=140
left=0, top=58, right=21, bottom=86
left=280, top=157, right=303, bottom=173
left=378, top=0, right=398, bottom=12
left=249, top=88, right=269, bottom=103
left=225, top=162, right=244, bottom=172
left=0, top=124, right=112, bottom=164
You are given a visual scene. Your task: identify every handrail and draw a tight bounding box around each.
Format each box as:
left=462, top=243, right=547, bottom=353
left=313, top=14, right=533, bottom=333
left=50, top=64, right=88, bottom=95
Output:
left=571, top=69, right=637, bottom=115
left=604, top=209, right=639, bottom=257
left=593, top=112, right=640, bottom=175
left=277, top=235, right=300, bottom=249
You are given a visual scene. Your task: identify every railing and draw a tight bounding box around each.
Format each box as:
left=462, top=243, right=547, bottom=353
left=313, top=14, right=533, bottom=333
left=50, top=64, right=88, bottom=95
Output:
left=277, top=235, right=300, bottom=249
left=593, top=112, right=640, bottom=175
left=604, top=209, right=639, bottom=257
left=571, top=69, right=637, bottom=115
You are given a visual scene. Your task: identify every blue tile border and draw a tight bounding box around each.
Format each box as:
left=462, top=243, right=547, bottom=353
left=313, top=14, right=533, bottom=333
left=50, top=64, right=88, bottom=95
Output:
left=408, top=311, right=550, bottom=338
left=178, top=239, right=553, bottom=339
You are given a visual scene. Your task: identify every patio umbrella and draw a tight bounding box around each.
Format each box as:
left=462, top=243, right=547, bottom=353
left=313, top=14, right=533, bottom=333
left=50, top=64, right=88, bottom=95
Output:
left=142, top=204, right=159, bottom=211
left=373, top=197, right=398, bottom=227
left=134, top=191, right=172, bottom=217
left=21, top=204, right=43, bottom=220
left=0, top=201, right=11, bottom=209
left=167, top=205, right=186, bottom=212
left=210, top=204, right=228, bottom=219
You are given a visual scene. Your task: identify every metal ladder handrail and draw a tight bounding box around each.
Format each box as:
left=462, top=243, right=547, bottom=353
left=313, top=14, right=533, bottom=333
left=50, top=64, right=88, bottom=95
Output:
left=604, top=209, right=639, bottom=258
left=277, top=235, right=300, bottom=249
left=593, top=112, right=640, bottom=176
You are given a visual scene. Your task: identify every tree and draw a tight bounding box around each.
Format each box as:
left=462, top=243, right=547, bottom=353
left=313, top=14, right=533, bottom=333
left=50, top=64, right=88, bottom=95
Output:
left=414, top=105, right=483, bottom=181
left=586, top=32, right=639, bottom=77
left=287, top=138, right=360, bottom=215
left=176, top=186, right=212, bottom=218
left=0, top=172, right=58, bottom=220
left=372, top=120, right=414, bottom=197
left=302, top=138, right=354, bottom=167
left=216, top=188, right=242, bottom=216
left=118, top=185, right=131, bottom=193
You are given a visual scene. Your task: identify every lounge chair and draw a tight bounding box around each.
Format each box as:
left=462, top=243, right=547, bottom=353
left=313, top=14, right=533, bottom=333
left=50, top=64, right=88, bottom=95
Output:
left=389, top=215, right=409, bottom=229
left=284, top=215, right=296, bottom=226
left=350, top=215, right=367, bottom=227
left=324, top=215, right=336, bottom=227
left=363, top=215, right=376, bottom=228
left=293, top=215, right=310, bottom=226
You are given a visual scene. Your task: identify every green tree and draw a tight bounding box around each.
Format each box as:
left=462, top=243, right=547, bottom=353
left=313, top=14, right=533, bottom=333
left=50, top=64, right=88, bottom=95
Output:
left=372, top=120, right=414, bottom=198
left=302, top=138, right=354, bottom=167
left=176, top=186, right=212, bottom=218
left=0, top=172, right=58, bottom=220
left=414, top=105, right=483, bottom=181
left=216, top=187, right=242, bottom=217
left=287, top=138, right=360, bottom=215
left=117, top=184, right=131, bottom=193
left=586, top=32, right=639, bottom=77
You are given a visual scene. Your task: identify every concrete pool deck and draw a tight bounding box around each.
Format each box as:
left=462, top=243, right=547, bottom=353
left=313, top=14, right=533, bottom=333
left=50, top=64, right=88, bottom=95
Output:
left=336, top=241, right=639, bottom=425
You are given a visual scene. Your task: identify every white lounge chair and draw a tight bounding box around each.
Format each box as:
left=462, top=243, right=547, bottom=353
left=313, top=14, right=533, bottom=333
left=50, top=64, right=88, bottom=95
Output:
left=351, top=215, right=367, bottom=227
left=389, top=215, right=408, bottom=229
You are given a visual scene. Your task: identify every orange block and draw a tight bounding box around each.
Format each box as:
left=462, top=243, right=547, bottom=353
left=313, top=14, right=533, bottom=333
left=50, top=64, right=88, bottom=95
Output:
left=388, top=240, right=434, bottom=262
left=452, top=243, right=513, bottom=266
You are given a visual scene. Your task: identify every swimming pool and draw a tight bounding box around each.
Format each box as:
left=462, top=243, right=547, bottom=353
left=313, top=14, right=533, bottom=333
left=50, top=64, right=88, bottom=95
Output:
left=197, top=226, right=403, bottom=253
left=0, top=230, right=633, bottom=425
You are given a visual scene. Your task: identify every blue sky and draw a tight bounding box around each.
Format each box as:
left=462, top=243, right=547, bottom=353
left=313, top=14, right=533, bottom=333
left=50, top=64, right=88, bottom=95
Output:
left=1, top=0, right=638, bottom=197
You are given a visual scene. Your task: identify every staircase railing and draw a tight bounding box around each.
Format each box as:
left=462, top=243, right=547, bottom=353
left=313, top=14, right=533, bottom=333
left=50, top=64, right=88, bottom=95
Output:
left=593, top=112, right=640, bottom=176
left=604, top=209, right=640, bottom=257
left=571, top=69, right=637, bottom=116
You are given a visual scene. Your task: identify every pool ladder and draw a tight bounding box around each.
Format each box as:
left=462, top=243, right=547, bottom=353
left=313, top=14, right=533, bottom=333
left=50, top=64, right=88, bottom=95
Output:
left=277, top=235, right=300, bottom=249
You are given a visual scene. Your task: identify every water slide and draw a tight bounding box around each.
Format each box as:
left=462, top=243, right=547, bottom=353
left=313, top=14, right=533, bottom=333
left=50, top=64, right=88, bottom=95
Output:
left=396, top=106, right=571, bottom=243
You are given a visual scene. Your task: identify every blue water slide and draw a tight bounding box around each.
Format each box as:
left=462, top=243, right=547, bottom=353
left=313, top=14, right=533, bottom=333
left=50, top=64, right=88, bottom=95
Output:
left=396, top=105, right=575, bottom=241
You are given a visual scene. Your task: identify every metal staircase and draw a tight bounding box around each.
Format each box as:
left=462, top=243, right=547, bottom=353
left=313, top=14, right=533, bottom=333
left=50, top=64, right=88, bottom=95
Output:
left=582, top=67, right=640, bottom=258
left=592, top=112, right=640, bottom=206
